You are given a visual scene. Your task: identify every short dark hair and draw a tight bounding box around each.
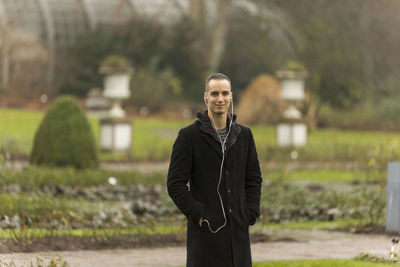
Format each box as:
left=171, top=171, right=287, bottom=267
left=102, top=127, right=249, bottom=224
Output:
left=205, top=73, right=231, bottom=91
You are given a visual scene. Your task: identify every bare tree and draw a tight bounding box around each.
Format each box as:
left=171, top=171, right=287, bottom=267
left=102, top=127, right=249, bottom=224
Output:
left=205, top=0, right=298, bottom=74
left=190, top=0, right=206, bottom=29
left=208, top=0, right=231, bottom=73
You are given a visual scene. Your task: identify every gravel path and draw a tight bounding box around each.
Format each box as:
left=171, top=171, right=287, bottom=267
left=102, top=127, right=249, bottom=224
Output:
left=0, top=229, right=395, bottom=267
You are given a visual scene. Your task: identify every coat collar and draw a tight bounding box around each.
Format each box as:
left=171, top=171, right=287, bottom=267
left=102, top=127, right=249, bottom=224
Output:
left=195, top=110, right=241, bottom=156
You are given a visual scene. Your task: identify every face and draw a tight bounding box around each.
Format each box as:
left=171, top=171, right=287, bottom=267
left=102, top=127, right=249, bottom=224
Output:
left=204, top=79, right=232, bottom=116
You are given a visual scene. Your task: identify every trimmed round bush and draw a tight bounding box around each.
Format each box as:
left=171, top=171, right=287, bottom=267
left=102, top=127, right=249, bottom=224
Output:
left=30, top=96, right=98, bottom=168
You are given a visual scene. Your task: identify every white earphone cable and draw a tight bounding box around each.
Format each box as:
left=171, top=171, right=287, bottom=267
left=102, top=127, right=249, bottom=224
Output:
left=201, top=96, right=234, bottom=233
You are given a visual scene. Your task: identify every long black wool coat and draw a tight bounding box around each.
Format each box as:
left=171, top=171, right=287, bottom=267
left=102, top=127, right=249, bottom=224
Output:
left=167, top=111, right=262, bottom=267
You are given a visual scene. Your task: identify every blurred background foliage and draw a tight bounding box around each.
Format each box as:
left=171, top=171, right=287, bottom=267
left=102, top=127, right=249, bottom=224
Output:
left=0, top=0, right=399, bottom=128
left=55, top=17, right=209, bottom=106
left=45, top=0, right=400, bottom=130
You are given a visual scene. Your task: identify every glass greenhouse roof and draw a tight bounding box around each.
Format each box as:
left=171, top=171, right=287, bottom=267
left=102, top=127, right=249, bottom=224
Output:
left=0, top=0, right=188, bottom=46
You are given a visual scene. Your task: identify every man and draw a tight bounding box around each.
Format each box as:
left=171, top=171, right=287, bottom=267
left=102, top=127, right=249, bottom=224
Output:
left=167, top=73, right=262, bottom=267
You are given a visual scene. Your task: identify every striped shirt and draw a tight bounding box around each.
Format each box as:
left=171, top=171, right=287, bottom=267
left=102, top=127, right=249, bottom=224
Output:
left=216, top=127, right=228, bottom=145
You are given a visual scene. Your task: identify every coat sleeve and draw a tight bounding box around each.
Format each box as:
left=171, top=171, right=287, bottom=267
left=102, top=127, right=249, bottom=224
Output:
left=245, top=128, right=263, bottom=225
left=167, top=129, right=204, bottom=225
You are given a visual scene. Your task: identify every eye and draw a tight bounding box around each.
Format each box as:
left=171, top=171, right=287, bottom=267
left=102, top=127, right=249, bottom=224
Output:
left=222, top=91, right=230, bottom=96
left=210, top=92, right=218, bottom=96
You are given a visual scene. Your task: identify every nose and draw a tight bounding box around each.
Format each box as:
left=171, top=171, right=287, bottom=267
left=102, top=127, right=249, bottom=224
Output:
left=217, top=94, right=223, bottom=102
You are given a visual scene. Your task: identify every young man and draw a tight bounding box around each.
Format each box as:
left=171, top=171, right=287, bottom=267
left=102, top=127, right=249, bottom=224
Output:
left=167, top=73, right=262, bottom=267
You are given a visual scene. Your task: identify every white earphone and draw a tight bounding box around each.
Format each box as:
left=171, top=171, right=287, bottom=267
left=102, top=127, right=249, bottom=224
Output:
left=201, top=93, right=234, bottom=233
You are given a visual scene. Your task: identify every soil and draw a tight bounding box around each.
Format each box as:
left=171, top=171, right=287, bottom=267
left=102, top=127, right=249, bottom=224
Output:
left=0, top=234, right=186, bottom=253
left=0, top=232, right=274, bottom=253
left=0, top=229, right=396, bottom=267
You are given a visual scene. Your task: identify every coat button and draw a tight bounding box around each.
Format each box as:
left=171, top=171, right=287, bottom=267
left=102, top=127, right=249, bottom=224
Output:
left=229, top=208, right=232, bottom=213
left=227, top=188, right=231, bottom=194
left=226, top=171, right=229, bottom=176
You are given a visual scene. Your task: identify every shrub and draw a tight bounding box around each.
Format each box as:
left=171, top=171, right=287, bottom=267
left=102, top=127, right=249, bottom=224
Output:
left=261, top=179, right=386, bottom=225
left=237, top=74, right=287, bottom=125
left=129, top=67, right=181, bottom=111
left=30, top=96, right=98, bottom=168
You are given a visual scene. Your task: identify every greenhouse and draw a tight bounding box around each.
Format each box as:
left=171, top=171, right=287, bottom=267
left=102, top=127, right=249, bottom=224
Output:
left=0, top=0, right=190, bottom=93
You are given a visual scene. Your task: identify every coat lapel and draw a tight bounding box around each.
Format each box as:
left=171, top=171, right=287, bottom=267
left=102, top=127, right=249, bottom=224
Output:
left=196, top=110, right=241, bottom=159
left=201, top=132, right=223, bottom=158
left=225, top=114, right=241, bottom=152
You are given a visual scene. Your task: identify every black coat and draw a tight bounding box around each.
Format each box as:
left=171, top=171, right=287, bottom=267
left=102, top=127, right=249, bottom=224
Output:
left=167, top=111, right=262, bottom=267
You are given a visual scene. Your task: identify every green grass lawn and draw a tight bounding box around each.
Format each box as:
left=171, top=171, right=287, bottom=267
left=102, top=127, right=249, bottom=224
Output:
left=252, top=260, right=394, bottom=267
left=1, top=164, right=375, bottom=186
left=259, top=219, right=361, bottom=231
left=250, top=123, right=400, bottom=147
left=0, top=165, right=166, bottom=187
left=0, top=108, right=43, bottom=155
left=178, top=260, right=394, bottom=267
left=0, top=220, right=359, bottom=239
left=266, top=170, right=372, bottom=183
left=0, top=108, right=188, bottom=161
left=2, top=107, right=400, bottom=162
left=0, top=224, right=186, bottom=239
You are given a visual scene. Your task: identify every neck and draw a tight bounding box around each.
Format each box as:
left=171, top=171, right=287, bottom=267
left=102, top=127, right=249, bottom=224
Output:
left=208, top=110, right=227, bottom=130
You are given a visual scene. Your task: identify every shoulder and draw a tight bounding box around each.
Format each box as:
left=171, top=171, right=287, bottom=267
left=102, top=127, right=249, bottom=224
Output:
left=236, top=122, right=253, bottom=137
left=172, top=122, right=199, bottom=148
left=178, top=120, right=200, bottom=137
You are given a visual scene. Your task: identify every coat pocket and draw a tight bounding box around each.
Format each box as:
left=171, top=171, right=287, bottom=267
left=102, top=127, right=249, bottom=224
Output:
left=199, top=206, right=226, bottom=232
